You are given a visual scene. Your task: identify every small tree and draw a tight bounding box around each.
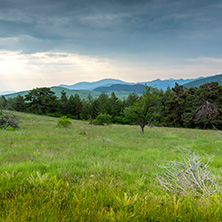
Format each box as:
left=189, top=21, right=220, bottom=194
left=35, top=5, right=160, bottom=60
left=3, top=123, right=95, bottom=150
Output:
left=56, top=116, right=72, bottom=128
left=125, top=86, right=162, bottom=134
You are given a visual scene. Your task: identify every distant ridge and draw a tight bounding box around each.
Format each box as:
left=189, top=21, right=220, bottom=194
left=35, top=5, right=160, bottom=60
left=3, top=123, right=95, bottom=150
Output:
left=59, top=78, right=132, bottom=90
left=183, top=74, right=222, bottom=88
left=0, top=91, right=16, bottom=96
left=60, top=77, right=196, bottom=91
left=94, top=84, right=146, bottom=94
left=141, top=78, right=193, bottom=90
left=4, top=87, right=101, bottom=100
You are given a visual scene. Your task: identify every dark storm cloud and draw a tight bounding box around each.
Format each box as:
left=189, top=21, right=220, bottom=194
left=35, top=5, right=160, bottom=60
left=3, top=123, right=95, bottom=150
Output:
left=0, top=0, right=222, bottom=57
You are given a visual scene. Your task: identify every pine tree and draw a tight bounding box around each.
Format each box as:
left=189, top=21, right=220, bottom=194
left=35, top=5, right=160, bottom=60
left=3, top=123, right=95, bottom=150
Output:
left=25, top=88, right=58, bottom=114
left=60, top=90, right=69, bottom=115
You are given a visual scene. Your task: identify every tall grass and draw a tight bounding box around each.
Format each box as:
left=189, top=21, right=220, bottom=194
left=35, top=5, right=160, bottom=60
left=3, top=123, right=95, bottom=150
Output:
left=0, top=111, right=221, bottom=221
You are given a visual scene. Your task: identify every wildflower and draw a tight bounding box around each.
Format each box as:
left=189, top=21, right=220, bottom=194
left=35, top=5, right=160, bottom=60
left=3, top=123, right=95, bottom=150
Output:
left=41, top=144, right=44, bottom=147
left=214, top=193, right=220, bottom=198
left=208, top=193, right=213, bottom=197
left=29, top=122, right=33, bottom=125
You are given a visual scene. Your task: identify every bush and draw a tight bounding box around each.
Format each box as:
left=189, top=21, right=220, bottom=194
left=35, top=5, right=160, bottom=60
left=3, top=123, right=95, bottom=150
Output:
left=0, top=111, right=19, bottom=130
left=92, top=113, right=112, bottom=125
left=56, top=116, right=72, bottom=128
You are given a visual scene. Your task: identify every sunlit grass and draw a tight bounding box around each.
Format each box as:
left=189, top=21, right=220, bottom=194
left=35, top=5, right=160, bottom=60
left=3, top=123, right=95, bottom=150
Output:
left=0, top=111, right=222, bottom=221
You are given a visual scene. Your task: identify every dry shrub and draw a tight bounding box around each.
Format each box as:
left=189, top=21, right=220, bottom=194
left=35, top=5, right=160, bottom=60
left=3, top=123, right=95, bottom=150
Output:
left=157, top=148, right=215, bottom=195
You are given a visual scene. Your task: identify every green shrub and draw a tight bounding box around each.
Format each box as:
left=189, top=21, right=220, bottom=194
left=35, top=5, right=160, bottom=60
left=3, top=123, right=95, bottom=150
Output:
left=56, top=116, right=72, bottom=128
left=92, top=113, right=112, bottom=125
left=0, top=111, right=19, bottom=130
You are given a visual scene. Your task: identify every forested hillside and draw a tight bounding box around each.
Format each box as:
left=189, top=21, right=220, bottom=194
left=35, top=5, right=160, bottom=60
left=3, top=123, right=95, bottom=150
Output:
left=1, top=82, right=222, bottom=130
left=184, top=74, right=222, bottom=88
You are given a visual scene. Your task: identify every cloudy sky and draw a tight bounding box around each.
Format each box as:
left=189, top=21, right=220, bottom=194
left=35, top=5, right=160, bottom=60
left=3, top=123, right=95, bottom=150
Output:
left=1, top=0, right=222, bottom=91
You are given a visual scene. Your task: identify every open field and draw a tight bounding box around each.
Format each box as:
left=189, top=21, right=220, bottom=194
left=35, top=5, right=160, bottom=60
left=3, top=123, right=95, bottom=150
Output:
left=0, top=111, right=222, bottom=221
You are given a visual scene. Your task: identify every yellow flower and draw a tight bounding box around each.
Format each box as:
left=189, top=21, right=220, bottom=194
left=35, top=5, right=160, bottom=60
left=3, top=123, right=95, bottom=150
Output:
left=41, top=144, right=44, bottom=147
left=208, top=193, right=213, bottom=197
left=33, top=152, right=36, bottom=155
left=214, top=193, right=220, bottom=198
left=38, top=152, right=40, bottom=154
left=29, top=122, right=33, bottom=125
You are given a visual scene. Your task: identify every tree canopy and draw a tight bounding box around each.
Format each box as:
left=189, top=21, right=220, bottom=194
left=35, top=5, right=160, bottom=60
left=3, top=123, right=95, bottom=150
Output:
left=4, top=82, right=222, bottom=132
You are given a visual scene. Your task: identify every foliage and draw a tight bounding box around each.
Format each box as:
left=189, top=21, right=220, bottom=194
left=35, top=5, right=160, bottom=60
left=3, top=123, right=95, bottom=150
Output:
left=56, top=116, right=72, bottom=128
left=5, top=95, right=26, bottom=112
left=67, top=94, right=82, bottom=119
left=125, top=86, right=163, bottom=133
left=0, top=111, right=19, bottom=130
left=25, top=87, right=59, bottom=114
left=3, top=82, right=222, bottom=130
left=92, top=113, right=112, bottom=125
left=165, top=82, right=222, bottom=129
left=0, top=96, right=6, bottom=109
left=97, top=92, right=111, bottom=114
left=60, top=90, right=69, bottom=115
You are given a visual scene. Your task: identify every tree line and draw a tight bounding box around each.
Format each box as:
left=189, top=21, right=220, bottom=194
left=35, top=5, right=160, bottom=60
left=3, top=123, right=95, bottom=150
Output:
left=1, top=82, right=222, bottom=133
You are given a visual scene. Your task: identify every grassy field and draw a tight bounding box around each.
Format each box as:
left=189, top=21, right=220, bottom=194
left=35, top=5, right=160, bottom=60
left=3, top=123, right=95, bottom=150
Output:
left=0, top=111, right=222, bottom=221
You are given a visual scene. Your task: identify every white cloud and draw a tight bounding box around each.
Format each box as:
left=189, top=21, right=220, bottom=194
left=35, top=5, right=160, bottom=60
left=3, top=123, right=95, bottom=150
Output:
left=1, top=50, right=222, bottom=92
left=0, top=50, right=125, bottom=91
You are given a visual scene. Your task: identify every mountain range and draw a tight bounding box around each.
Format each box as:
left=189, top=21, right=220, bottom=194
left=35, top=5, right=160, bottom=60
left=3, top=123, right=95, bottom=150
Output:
left=183, top=74, right=222, bottom=88
left=1, top=74, right=222, bottom=99
left=59, top=79, right=131, bottom=90
left=59, top=77, right=195, bottom=91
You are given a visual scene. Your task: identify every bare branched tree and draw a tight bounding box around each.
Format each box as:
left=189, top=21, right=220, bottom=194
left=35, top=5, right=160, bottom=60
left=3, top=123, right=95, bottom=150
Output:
left=157, top=148, right=215, bottom=195
left=195, top=100, right=220, bottom=121
left=0, top=111, right=19, bottom=130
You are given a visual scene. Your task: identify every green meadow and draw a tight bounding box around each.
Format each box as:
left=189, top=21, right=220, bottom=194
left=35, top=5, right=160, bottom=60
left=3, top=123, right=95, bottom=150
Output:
left=0, top=111, right=222, bottom=221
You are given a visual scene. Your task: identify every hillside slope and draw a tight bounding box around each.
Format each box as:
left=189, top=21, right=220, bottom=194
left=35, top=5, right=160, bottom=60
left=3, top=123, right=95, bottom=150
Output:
left=4, top=87, right=101, bottom=100
left=4, top=87, right=136, bottom=100
left=94, top=84, right=146, bottom=94
left=184, top=74, right=222, bottom=88
left=59, top=78, right=131, bottom=90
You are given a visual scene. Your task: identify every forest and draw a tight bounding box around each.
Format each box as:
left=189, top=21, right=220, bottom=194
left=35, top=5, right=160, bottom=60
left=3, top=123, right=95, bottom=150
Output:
left=1, top=81, right=222, bottom=131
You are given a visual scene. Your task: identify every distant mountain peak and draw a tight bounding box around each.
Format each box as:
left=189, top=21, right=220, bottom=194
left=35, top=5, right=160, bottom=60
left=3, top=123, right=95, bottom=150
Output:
left=59, top=78, right=130, bottom=90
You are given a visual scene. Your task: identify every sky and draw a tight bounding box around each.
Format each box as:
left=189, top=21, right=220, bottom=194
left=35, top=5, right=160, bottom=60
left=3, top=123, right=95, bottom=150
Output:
left=1, top=0, right=222, bottom=91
